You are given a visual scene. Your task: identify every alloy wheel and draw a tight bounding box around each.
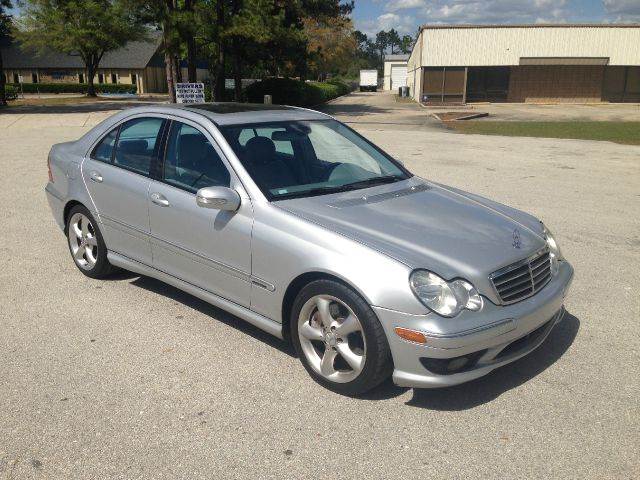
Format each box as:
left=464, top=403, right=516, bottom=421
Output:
left=297, top=295, right=367, bottom=383
left=68, top=212, right=99, bottom=270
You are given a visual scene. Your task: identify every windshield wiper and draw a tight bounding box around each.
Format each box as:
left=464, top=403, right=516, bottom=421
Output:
left=274, top=185, right=354, bottom=200
left=273, top=175, right=405, bottom=201
left=341, top=175, right=405, bottom=190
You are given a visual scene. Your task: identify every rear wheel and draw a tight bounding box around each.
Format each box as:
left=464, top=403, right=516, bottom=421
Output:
left=291, top=279, right=392, bottom=395
left=66, top=205, right=116, bottom=278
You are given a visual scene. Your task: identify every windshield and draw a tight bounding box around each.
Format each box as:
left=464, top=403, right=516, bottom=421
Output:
left=219, top=119, right=411, bottom=200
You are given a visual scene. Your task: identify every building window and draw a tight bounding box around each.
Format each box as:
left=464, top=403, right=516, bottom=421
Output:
left=131, top=73, right=137, bottom=86
left=111, top=73, right=117, bottom=84
left=98, top=73, right=104, bottom=84
left=13, top=73, right=19, bottom=83
left=79, top=73, right=85, bottom=83
left=32, top=72, right=38, bottom=84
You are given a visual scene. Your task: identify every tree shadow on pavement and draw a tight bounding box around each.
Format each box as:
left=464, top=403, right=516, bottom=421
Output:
left=128, top=275, right=296, bottom=358
left=317, top=103, right=393, bottom=117
left=362, top=312, right=580, bottom=409
left=2, top=100, right=164, bottom=115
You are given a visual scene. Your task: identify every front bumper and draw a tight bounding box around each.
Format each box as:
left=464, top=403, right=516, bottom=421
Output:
left=374, top=260, right=574, bottom=388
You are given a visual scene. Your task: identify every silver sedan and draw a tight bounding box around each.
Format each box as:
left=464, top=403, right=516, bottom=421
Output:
left=45, top=104, right=573, bottom=395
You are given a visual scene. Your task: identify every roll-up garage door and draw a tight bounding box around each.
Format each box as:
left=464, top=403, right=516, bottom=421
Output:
left=391, top=66, right=408, bottom=90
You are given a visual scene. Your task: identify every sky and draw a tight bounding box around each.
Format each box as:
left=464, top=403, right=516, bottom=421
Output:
left=352, top=0, right=640, bottom=38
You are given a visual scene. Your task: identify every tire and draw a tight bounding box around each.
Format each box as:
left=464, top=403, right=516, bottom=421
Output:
left=65, top=205, right=117, bottom=279
left=291, top=279, right=393, bottom=395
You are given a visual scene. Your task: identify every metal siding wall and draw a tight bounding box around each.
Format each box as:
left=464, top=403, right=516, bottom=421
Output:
left=407, top=31, right=423, bottom=100
left=508, top=65, right=605, bottom=103
left=418, top=27, right=640, bottom=67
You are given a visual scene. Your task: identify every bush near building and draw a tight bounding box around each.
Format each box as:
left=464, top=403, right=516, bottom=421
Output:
left=245, top=78, right=352, bottom=106
left=7, top=82, right=137, bottom=94
left=3, top=84, right=18, bottom=101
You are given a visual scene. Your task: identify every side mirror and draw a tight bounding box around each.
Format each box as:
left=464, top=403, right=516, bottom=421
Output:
left=196, top=186, right=241, bottom=211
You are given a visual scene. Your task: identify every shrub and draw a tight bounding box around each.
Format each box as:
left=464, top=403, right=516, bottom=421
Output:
left=7, top=82, right=137, bottom=95
left=203, top=84, right=238, bottom=102
left=3, top=84, right=18, bottom=101
left=245, top=78, right=353, bottom=107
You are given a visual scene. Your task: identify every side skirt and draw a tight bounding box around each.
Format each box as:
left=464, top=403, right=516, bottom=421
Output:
left=107, top=251, right=284, bottom=340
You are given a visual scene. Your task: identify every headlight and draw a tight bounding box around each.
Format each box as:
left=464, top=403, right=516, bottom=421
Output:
left=410, top=270, right=483, bottom=317
left=542, top=224, right=563, bottom=275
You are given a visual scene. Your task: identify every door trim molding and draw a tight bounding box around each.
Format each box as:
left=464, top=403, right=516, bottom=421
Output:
left=102, top=213, right=276, bottom=292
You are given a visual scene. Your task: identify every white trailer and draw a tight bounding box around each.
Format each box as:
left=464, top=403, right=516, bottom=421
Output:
left=359, top=70, right=378, bottom=92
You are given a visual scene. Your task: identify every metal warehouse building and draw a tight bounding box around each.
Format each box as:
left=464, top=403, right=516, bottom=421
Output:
left=406, top=24, right=640, bottom=104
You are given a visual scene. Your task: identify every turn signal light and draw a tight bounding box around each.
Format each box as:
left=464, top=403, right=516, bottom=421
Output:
left=395, top=327, right=427, bottom=344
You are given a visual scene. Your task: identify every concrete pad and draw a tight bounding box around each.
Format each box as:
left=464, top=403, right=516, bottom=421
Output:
left=0, top=94, right=638, bottom=479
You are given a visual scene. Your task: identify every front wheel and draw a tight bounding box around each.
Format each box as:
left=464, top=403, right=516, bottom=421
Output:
left=291, top=279, right=393, bottom=395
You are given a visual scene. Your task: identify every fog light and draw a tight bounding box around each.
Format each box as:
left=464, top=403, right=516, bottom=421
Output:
left=395, top=327, right=426, bottom=344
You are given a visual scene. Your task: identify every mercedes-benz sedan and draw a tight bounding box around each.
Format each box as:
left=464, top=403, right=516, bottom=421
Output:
left=45, top=104, right=573, bottom=395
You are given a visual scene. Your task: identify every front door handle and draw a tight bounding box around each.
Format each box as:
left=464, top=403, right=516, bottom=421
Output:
left=150, top=192, right=170, bottom=207
left=89, top=171, right=103, bottom=183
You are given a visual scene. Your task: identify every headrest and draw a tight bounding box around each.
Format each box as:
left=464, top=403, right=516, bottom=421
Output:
left=245, top=136, right=276, bottom=165
left=118, top=139, right=148, bottom=155
left=178, top=134, right=208, bottom=167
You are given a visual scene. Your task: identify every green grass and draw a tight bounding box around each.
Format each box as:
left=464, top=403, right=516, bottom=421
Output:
left=448, top=121, right=640, bottom=145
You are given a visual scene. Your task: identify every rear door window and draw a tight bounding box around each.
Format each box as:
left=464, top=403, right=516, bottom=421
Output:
left=113, top=117, right=165, bottom=176
left=91, top=127, right=118, bottom=163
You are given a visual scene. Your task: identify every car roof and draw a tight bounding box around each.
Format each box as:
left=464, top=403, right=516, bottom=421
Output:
left=123, top=103, right=331, bottom=126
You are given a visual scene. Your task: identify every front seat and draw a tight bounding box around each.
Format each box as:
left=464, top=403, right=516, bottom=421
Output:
left=243, top=136, right=297, bottom=190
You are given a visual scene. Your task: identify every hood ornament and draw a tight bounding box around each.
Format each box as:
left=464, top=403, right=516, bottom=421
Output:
left=512, top=228, right=522, bottom=249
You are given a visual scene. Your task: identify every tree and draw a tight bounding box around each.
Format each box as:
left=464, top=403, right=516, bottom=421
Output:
left=374, top=30, right=388, bottom=67
left=0, top=0, right=11, bottom=106
left=399, top=34, right=413, bottom=54
left=387, top=28, right=400, bottom=54
left=17, top=0, right=148, bottom=97
left=183, top=0, right=197, bottom=82
left=304, top=16, right=356, bottom=81
left=193, top=0, right=225, bottom=100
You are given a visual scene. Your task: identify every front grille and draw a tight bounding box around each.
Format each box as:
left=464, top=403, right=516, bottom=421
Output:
left=490, top=249, right=552, bottom=304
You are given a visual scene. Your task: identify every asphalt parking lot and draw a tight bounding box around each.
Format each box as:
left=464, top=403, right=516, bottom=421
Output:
left=1, top=93, right=639, bottom=479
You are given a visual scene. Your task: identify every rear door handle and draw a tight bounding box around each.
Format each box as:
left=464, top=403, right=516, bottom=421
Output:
left=89, top=171, right=103, bottom=183
left=150, top=192, right=170, bottom=207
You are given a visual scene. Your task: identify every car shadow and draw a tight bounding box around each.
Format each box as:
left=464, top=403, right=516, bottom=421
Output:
left=115, top=271, right=579, bottom=406
left=127, top=275, right=296, bottom=358
left=364, top=312, right=580, bottom=409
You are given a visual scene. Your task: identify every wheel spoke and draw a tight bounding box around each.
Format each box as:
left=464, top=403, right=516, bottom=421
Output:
left=81, top=217, right=89, bottom=236
left=299, top=322, right=324, bottom=342
left=315, top=297, right=334, bottom=328
left=73, top=246, right=85, bottom=261
left=336, top=343, right=364, bottom=373
left=335, top=314, right=360, bottom=336
left=72, top=222, right=82, bottom=239
left=84, top=246, right=97, bottom=265
left=85, top=235, right=98, bottom=247
left=320, top=348, right=337, bottom=376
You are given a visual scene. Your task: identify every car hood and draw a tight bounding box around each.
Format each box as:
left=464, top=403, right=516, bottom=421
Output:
left=276, top=177, right=546, bottom=300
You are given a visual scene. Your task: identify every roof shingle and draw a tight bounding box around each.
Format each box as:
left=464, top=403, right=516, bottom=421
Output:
left=1, top=32, right=163, bottom=70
